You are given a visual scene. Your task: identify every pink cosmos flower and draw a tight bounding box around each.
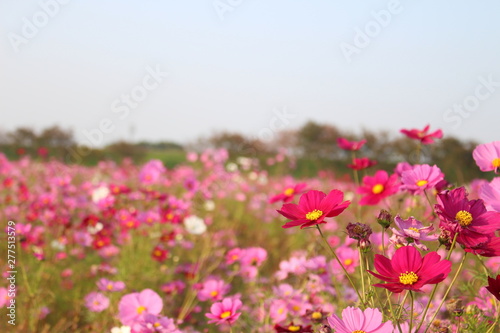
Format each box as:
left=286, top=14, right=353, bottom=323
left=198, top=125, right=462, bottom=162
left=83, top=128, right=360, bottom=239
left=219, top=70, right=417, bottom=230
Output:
left=97, top=278, right=125, bottom=292
left=139, top=160, right=166, bottom=184
left=394, top=161, right=412, bottom=178
left=0, top=288, right=10, bottom=308
left=348, top=157, right=377, bottom=170
left=269, top=183, right=307, bottom=204
left=435, top=187, right=500, bottom=248
left=84, top=292, right=110, bottom=312
left=197, top=278, right=230, bottom=302
left=269, top=299, right=288, bottom=323
left=390, top=215, right=438, bottom=251
left=480, top=178, right=500, bottom=212
left=327, top=307, right=393, bottom=333
left=400, top=124, right=443, bottom=144
left=357, top=170, right=399, bottom=205
left=337, top=138, right=367, bottom=151
left=133, top=313, right=182, bottom=333
left=368, top=246, right=451, bottom=293
left=277, top=190, right=350, bottom=229
left=239, top=247, right=268, bottom=266
left=205, top=297, right=242, bottom=325
left=118, top=289, right=163, bottom=326
left=472, top=141, right=500, bottom=173
left=400, top=164, right=444, bottom=194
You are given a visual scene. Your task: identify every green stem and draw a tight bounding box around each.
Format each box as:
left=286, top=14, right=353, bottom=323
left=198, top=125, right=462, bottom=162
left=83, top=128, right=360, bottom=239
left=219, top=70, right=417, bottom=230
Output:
left=316, top=225, right=363, bottom=302
left=409, top=291, right=414, bottom=333
left=415, top=233, right=458, bottom=332
left=485, top=300, right=500, bottom=333
left=424, top=253, right=468, bottom=333
left=381, top=228, right=386, bottom=256
left=359, top=249, right=366, bottom=305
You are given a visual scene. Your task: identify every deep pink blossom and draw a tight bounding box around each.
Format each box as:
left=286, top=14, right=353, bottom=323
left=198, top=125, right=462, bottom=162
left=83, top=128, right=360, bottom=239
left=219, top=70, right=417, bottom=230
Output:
left=348, top=157, right=377, bottom=170
left=368, top=246, right=451, bottom=293
left=277, top=190, right=350, bottom=229
left=435, top=187, right=500, bottom=248
left=269, top=183, right=307, bottom=204
left=357, top=170, right=399, bottom=205
left=400, top=124, right=443, bottom=144
left=337, top=138, right=367, bottom=151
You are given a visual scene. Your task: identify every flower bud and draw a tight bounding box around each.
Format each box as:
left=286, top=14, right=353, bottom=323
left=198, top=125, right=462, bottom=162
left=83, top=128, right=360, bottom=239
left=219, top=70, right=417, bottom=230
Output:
left=376, top=209, right=392, bottom=229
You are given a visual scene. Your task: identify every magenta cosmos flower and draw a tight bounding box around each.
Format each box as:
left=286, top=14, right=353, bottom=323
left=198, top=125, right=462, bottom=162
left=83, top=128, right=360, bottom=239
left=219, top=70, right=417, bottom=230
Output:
left=269, top=183, right=307, bottom=204
left=205, top=297, right=242, bottom=325
left=327, top=307, right=393, bottom=333
left=118, top=289, right=163, bottom=326
left=473, top=141, right=500, bottom=174
left=337, top=138, right=367, bottom=151
left=368, top=246, right=451, bottom=293
left=348, top=157, right=377, bottom=170
left=435, top=187, right=500, bottom=248
left=400, top=164, right=444, bottom=194
left=277, top=190, right=350, bottom=229
left=357, top=170, right=399, bottom=205
left=486, top=274, right=500, bottom=301
left=400, top=124, right=443, bottom=144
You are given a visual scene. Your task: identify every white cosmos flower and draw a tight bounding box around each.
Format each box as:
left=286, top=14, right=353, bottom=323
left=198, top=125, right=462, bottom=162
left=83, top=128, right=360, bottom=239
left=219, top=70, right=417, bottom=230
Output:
left=183, top=215, right=207, bottom=235
left=226, top=162, right=238, bottom=172
left=91, top=186, right=110, bottom=203
left=203, top=200, right=215, bottom=211
left=87, top=222, right=104, bottom=235
left=111, top=326, right=131, bottom=333
left=50, top=239, right=65, bottom=251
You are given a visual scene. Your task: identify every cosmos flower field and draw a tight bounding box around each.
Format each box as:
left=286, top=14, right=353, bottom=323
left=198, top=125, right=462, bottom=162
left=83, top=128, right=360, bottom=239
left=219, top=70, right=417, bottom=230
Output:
left=1, top=128, right=500, bottom=333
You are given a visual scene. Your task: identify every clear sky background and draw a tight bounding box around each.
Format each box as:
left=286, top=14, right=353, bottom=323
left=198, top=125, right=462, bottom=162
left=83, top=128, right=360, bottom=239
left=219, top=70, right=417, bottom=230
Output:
left=1, top=0, right=499, bottom=147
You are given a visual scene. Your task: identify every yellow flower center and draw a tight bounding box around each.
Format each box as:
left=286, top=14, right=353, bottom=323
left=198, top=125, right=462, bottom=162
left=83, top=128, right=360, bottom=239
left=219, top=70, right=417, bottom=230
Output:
left=288, top=326, right=300, bottom=332
left=399, top=271, right=419, bottom=285
left=305, top=209, right=323, bottom=221
left=455, top=210, right=473, bottom=226
left=492, top=158, right=500, bottom=168
left=344, top=258, right=353, bottom=266
left=372, top=184, right=384, bottom=194
left=137, top=306, right=146, bottom=314
left=408, top=227, right=420, bottom=233
left=154, top=250, right=163, bottom=257
left=416, top=180, right=428, bottom=187
left=352, top=331, right=367, bottom=333
left=154, top=322, right=161, bottom=327
left=220, top=311, right=231, bottom=319
left=210, top=291, right=218, bottom=297
left=107, top=283, right=113, bottom=290
left=311, top=311, right=323, bottom=319
left=292, top=305, right=300, bottom=311
left=284, top=188, right=295, bottom=196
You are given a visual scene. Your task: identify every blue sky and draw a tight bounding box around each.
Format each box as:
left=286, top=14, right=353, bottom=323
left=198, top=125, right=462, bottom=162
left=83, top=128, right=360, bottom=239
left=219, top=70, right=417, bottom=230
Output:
left=1, top=0, right=499, bottom=147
